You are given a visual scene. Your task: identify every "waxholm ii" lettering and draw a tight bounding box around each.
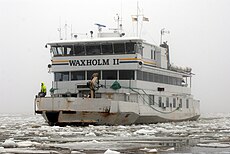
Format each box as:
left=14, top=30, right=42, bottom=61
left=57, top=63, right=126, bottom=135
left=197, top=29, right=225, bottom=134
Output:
left=69, top=58, right=119, bottom=66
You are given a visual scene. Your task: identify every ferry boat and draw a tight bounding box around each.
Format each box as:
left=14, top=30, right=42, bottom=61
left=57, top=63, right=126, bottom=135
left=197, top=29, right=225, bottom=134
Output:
left=34, top=16, right=200, bottom=126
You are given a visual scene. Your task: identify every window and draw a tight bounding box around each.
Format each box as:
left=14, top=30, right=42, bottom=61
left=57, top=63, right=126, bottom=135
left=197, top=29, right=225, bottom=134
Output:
left=149, top=95, right=154, bottom=105
left=186, top=99, right=189, bottom=108
left=137, top=71, right=143, bottom=80
left=151, top=49, right=154, bottom=59
left=169, top=77, right=173, bottom=85
left=159, top=75, right=164, bottom=83
left=114, top=43, right=125, bottom=54
left=173, top=98, right=176, bottom=108
left=143, top=72, right=148, bottom=81
left=158, top=97, right=162, bottom=107
left=119, top=70, right=134, bottom=80
left=135, top=71, right=183, bottom=86
left=102, top=70, right=117, bottom=80
left=63, top=45, right=73, bottom=56
left=154, top=74, right=159, bottom=82
left=57, top=46, right=64, bottom=56
left=148, top=73, right=153, bottom=82
left=74, top=44, right=85, bottom=56
left=177, top=78, right=182, bottom=86
left=71, top=71, right=85, bottom=80
left=86, top=44, right=101, bottom=55
left=126, top=42, right=135, bottom=54
left=87, top=70, right=101, bottom=80
left=50, top=46, right=59, bottom=56
left=101, top=43, right=113, bottom=54
left=54, top=72, right=69, bottom=81
left=163, top=76, right=169, bottom=84
left=179, top=98, right=182, bottom=108
left=166, top=97, right=169, bottom=107
left=172, top=77, right=177, bottom=85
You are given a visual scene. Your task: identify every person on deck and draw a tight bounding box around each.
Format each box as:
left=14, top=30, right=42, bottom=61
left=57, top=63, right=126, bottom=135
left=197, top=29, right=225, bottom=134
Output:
left=39, top=82, right=47, bottom=97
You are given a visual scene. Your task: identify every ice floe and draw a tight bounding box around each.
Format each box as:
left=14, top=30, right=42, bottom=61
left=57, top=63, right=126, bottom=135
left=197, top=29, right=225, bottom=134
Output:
left=2, top=138, right=18, bottom=148
left=197, top=143, right=230, bottom=148
left=104, top=149, right=120, bottom=154
left=1, top=113, right=230, bottom=153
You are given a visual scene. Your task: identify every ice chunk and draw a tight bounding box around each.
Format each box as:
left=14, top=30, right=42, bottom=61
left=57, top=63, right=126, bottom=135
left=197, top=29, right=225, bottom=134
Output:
left=134, top=129, right=156, bottom=135
left=91, top=140, right=99, bottom=143
left=160, top=147, right=175, bottom=151
left=71, top=151, right=82, bottom=154
left=148, top=148, right=157, bottom=153
left=0, top=147, right=6, bottom=153
left=17, top=141, right=41, bottom=147
left=2, top=139, right=18, bottom=148
left=197, top=143, right=230, bottom=148
left=85, top=132, right=96, bottom=137
left=140, top=147, right=150, bottom=151
left=104, top=149, right=120, bottom=154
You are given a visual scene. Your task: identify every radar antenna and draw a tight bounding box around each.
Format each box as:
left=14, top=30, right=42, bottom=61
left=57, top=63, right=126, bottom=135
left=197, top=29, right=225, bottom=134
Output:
left=94, top=23, right=106, bottom=33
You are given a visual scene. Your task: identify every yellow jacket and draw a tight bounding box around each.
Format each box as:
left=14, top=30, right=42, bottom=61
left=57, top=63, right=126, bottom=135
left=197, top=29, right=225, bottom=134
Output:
left=41, top=82, right=47, bottom=93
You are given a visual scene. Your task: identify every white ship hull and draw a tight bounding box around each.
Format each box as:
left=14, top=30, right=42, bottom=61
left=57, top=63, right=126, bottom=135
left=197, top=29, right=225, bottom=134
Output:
left=35, top=97, right=200, bottom=126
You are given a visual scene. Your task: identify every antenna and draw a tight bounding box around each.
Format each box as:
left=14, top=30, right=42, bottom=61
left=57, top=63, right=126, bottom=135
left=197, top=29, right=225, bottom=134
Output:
left=58, top=17, right=62, bottom=40
left=112, top=14, right=123, bottom=33
left=64, top=22, right=67, bottom=40
left=160, top=28, right=170, bottom=45
left=137, top=1, right=139, bottom=37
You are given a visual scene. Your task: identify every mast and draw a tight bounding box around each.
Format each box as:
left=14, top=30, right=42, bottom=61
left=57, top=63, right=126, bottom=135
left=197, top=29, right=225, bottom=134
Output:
left=136, top=1, right=139, bottom=37
left=132, top=2, right=148, bottom=37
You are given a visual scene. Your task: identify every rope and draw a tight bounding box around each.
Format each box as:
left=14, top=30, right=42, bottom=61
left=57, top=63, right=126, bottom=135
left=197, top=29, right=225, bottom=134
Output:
left=129, top=87, right=180, bottom=114
left=100, top=83, right=179, bottom=114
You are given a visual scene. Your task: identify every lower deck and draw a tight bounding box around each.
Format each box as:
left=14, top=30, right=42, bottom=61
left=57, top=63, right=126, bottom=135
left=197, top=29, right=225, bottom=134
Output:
left=35, top=97, right=200, bottom=126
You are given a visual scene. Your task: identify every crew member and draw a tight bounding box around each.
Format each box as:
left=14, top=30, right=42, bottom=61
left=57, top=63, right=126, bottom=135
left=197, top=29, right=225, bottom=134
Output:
left=40, top=82, right=47, bottom=97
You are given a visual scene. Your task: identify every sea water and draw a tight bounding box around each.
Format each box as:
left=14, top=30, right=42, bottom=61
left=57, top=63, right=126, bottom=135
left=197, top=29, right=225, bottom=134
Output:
left=0, top=113, right=230, bottom=154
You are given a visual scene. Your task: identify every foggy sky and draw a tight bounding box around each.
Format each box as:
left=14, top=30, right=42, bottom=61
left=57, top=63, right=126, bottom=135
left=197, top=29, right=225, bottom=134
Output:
left=0, top=0, right=229, bottom=114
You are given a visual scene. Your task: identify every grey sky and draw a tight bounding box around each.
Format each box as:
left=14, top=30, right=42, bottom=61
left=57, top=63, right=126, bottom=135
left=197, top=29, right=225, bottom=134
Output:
left=0, top=0, right=229, bottom=114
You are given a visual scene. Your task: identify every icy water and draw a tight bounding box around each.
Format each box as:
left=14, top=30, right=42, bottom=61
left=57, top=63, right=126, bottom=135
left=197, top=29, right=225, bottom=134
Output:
left=0, top=113, right=230, bottom=154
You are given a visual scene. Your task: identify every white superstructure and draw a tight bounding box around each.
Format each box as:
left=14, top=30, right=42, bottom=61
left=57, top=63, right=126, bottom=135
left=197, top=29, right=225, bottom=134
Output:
left=34, top=22, right=200, bottom=126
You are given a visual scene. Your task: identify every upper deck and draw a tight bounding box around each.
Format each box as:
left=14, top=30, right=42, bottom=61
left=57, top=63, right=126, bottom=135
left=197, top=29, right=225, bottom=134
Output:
left=45, top=33, right=194, bottom=97
left=47, top=35, right=191, bottom=76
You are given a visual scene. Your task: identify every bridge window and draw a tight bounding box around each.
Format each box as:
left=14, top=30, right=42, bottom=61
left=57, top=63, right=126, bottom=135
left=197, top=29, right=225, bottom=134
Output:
left=119, top=70, right=134, bottom=80
left=71, top=71, right=85, bottom=80
left=63, top=45, right=73, bottom=56
left=126, top=42, right=135, bottom=54
left=114, top=43, right=125, bottom=54
left=101, top=43, right=113, bottom=54
left=54, top=72, right=69, bottom=81
left=74, top=44, right=85, bottom=56
left=50, top=46, right=58, bottom=56
left=102, top=70, right=117, bottom=80
left=86, top=44, right=101, bottom=55
left=51, top=46, right=64, bottom=56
